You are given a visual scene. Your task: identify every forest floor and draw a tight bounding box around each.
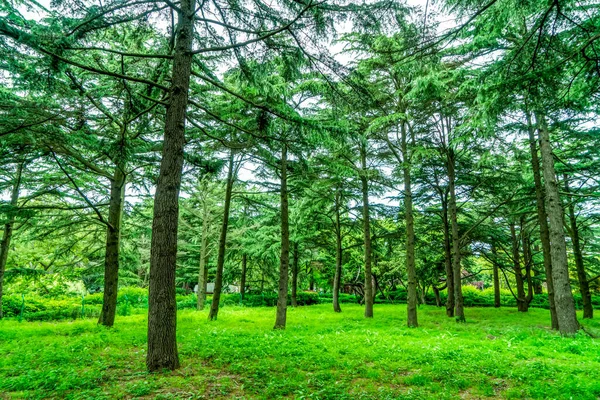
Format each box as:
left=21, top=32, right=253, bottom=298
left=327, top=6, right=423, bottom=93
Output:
left=1, top=304, right=599, bottom=400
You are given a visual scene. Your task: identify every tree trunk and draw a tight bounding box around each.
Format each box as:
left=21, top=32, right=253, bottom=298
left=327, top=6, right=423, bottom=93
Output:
left=510, top=222, right=527, bottom=312
left=360, top=143, right=374, bottom=318
left=564, top=174, right=593, bottom=319
left=197, top=200, right=209, bottom=310
left=433, top=286, right=442, bottom=307
left=98, top=165, right=126, bottom=326
left=526, top=111, right=558, bottom=329
left=333, top=189, right=343, bottom=313
left=274, top=143, right=290, bottom=329
left=240, top=254, right=247, bottom=301
left=492, top=243, right=501, bottom=308
left=0, top=162, right=23, bottom=320
left=401, top=122, right=418, bottom=327
left=442, top=195, right=455, bottom=317
left=146, top=0, right=195, bottom=372
left=209, top=151, right=235, bottom=321
left=522, top=224, right=533, bottom=310
left=535, top=111, right=579, bottom=335
left=447, top=149, right=465, bottom=322
left=291, top=242, right=299, bottom=307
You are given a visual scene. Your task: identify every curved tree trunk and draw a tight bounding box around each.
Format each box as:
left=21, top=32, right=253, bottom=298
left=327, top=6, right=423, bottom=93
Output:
left=492, top=243, right=501, bottom=308
left=526, top=112, right=558, bottom=329
left=360, top=143, right=374, bottom=318
left=447, top=149, right=465, bottom=322
left=209, top=151, right=236, bottom=321
left=146, top=0, right=195, bottom=372
left=535, top=111, right=579, bottom=335
left=333, top=189, right=343, bottom=313
left=274, top=143, right=290, bottom=329
left=564, top=175, right=593, bottom=319
left=401, top=122, right=418, bottom=327
left=0, top=162, right=23, bottom=320
left=99, top=165, right=126, bottom=326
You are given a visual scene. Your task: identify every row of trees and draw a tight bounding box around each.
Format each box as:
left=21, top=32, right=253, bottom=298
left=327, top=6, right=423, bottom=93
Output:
left=1, top=0, right=599, bottom=370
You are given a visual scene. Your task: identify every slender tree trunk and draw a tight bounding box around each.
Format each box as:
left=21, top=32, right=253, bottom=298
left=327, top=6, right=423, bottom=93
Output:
left=526, top=112, right=558, bottom=329
left=99, top=166, right=126, bottom=326
left=291, top=242, right=299, bottom=307
left=146, top=0, right=195, bottom=371
left=447, top=149, right=465, bottom=322
left=564, top=175, right=593, bottom=319
left=333, top=189, right=343, bottom=313
left=492, top=243, right=501, bottom=308
left=522, top=225, right=533, bottom=310
left=401, top=122, right=418, bottom=327
left=274, top=143, right=290, bottom=329
left=433, top=286, right=442, bottom=307
left=442, top=197, right=455, bottom=317
left=535, top=111, right=579, bottom=335
left=0, top=162, right=23, bottom=320
left=209, top=151, right=235, bottom=321
left=510, top=222, right=527, bottom=312
left=240, top=254, right=247, bottom=301
left=197, top=201, right=209, bottom=310
left=360, top=143, right=374, bottom=318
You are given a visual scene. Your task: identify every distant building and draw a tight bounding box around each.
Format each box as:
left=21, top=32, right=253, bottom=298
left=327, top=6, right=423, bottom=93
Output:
left=193, top=283, right=239, bottom=294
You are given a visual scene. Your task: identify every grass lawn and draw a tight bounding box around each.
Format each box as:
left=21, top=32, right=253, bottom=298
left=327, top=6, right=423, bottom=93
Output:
left=1, top=304, right=599, bottom=399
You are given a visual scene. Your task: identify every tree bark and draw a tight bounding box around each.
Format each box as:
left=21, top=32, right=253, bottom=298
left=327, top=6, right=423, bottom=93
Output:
left=447, top=149, right=465, bottom=322
left=510, top=222, right=527, bottom=312
left=526, top=111, right=558, bottom=329
left=274, top=143, right=290, bottom=329
left=0, top=162, right=23, bottom=320
left=442, top=194, right=455, bottom=317
left=98, top=165, right=126, bottom=326
left=209, top=151, right=235, bottom=321
left=401, top=122, right=418, bottom=327
left=522, top=224, right=534, bottom=310
left=240, top=254, right=247, bottom=301
left=492, top=243, right=501, bottom=308
left=197, top=198, right=209, bottom=310
left=563, top=174, right=593, bottom=319
left=332, top=189, right=343, bottom=313
left=360, top=142, right=374, bottom=318
left=291, top=242, right=299, bottom=307
left=535, top=111, right=579, bottom=335
left=146, top=0, right=195, bottom=372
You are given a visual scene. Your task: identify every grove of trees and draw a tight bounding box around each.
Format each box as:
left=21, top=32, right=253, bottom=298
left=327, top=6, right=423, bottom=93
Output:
left=1, top=0, right=599, bottom=371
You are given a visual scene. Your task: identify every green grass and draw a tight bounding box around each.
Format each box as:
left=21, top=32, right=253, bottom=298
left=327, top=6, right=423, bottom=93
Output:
left=1, top=304, right=599, bottom=399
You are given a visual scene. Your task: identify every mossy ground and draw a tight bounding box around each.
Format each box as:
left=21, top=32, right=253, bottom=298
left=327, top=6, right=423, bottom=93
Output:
left=1, top=304, right=599, bottom=399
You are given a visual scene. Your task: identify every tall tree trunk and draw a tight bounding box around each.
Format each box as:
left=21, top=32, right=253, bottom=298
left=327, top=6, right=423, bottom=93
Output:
left=492, top=243, right=501, bottom=308
left=564, top=174, right=593, bottom=319
left=146, top=0, right=195, bottom=372
left=291, top=242, right=299, bottom=307
left=526, top=112, right=558, bottom=329
left=197, top=200, right=209, bottom=310
left=401, top=122, right=418, bottom=327
left=447, top=149, right=465, bottom=322
left=522, top=224, right=534, bottom=310
left=535, top=111, right=579, bottom=335
left=510, top=222, right=527, bottom=312
left=360, top=142, right=374, bottom=318
left=333, top=189, right=343, bottom=313
left=0, top=162, right=23, bottom=320
left=209, top=151, right=235, bottom=321
left=240, top=254, right=247, bottom=301
left=442, top=196, right=455, bottom=317
left=274, top=143, right=290, bottom=329
left=99, top=165, right=126, bottom=326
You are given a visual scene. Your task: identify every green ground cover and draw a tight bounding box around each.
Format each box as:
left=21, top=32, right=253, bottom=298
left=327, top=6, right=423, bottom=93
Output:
left=1, top=304, right=599, bottom=399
